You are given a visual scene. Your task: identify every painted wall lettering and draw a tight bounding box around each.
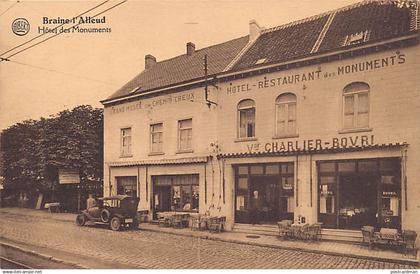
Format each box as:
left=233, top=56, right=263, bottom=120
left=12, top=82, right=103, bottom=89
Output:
left=246, top=135, right=375, bottom=153
left=110, top=92, right=194, bottom=114
left=226, top=51, right=407, bottom=95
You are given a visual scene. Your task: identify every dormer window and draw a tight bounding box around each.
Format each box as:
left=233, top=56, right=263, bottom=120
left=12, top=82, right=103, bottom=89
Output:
left=343, top=30, right=370, bottom=46
left=255, top=58, right=267, bottom=65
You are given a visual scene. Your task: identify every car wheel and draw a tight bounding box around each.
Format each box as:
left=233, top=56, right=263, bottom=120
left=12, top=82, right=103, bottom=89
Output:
left=76, top=214, right=86, bottom=226
left=110, top=216, right=121, bottom=231
left=100, top=209, right=110, bottom=223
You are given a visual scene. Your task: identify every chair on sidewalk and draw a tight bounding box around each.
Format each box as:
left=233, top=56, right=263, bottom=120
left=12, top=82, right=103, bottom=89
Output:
left=361, top=226, right=375, bottom=249
left=401, top=230, right=417, bottom=255
left=208, top=216, right=225, bottom=233
left=277, top=220, right=292, bottom=239
left=307, top=223, right=322, bottom=241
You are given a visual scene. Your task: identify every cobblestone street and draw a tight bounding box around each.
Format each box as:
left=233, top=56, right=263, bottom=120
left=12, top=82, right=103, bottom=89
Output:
left=0, top=210, right=416, bottom=269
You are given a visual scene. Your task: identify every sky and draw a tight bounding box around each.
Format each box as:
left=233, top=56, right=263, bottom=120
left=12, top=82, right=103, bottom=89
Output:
left=0, top=0, right=362, bottom=130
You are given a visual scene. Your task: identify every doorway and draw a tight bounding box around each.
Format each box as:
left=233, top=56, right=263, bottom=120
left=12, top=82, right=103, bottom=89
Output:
left=250, top=176, right=279, bottom=223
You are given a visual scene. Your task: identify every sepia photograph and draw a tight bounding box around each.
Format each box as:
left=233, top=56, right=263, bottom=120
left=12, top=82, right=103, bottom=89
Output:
left=0, top=0, right=419, bottom=271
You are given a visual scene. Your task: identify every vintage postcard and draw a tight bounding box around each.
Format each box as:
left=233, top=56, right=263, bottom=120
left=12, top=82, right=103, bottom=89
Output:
left=0, top=0, right=419, bottom=271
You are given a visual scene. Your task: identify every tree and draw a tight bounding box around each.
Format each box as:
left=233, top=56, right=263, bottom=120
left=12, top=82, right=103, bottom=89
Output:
left=0, top=105, right=103, bottom=197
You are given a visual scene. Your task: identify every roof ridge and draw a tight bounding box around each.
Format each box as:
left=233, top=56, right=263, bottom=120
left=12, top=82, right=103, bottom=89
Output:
left=261, top=0, right=377, bottom=34
left=149, top=35, right=249, bottom=67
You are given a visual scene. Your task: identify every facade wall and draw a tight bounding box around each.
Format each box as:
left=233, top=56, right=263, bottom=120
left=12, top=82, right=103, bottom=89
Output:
left=216, top=45, right=420, bottom=234
left=103, top=44, right=419, bottom=236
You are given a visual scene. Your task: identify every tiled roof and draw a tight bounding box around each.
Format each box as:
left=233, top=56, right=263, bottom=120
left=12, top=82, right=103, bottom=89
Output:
left=317, top=1, right=413, bottom=52
left=232, top=0, right=415, bottom=71
left=232, top=15, right=330, bottom=71
left=106, top=1, right=417, bottom=102
left=107, top=36, right=249, bottom=100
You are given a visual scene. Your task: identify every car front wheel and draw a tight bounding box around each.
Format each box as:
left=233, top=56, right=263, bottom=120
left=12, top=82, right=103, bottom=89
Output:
left=76, top=214, right=86, bottom=226
left=110, top=216, right=121, bottom=231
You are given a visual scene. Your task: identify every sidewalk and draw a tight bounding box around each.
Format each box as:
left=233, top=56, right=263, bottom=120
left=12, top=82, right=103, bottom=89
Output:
left=1, top=207, right=418, bottom=266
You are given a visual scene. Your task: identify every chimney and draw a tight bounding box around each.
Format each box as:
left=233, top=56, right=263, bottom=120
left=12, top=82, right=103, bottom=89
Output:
left=145, top=54, right=156, bottom=69
left=186, top=42, right=195, bottom=56
left=249, top=19, right=262, bottom=41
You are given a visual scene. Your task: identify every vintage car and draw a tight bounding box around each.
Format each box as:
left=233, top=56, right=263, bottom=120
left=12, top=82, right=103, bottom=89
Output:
left=76, top=195, right=140, bottom=231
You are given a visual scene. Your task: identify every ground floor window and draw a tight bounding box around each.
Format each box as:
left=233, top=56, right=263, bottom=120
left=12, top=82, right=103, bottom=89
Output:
left=153, top=174, right=199, bottom=217
left=234, top=162, right=294, bottom=224
left=116, top=176, right=137, bottom=197
left=318, top=158, right=401, bottom=230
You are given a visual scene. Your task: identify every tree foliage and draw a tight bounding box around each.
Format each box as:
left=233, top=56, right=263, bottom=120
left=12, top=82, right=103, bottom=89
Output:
left=0, top=105, right=103, bottom=192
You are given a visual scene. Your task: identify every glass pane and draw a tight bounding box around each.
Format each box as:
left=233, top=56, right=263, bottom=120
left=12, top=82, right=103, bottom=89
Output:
left=358, top=160, right=377, bottom=172
left=344, top=95, right=354, bottom=114
left=277, top=121, right=286, bottom=136
left=288, top=103, right=296, bottom=120
left=238, top=178, right=248, bottom=190
left=281, top=163, right=294, bottom=174
left=192, top=185, right=199, bottom=210
left=380, top=159, right=400, bottom=172
left=265, top=165, right=279, bottom=175
left=239, top=110, right=247, bottom=138
left=320, top=176, right=335, bottom=184
left=238, top=99, right=255, bottom=109
left=152, top=123, right=163, bottom=132
left=276, top=93, right=296, bottom=103
left=288, top=121, right=296, bottom=135
left=179, top=119, right=192, bottom=128
left=181, top=186, right=192, bottom=210
left=319, top=184, right=335, bottom=214
left=172, top=186, right=181, bottom=211
left=357, top=113, right=369, bottom=128
left=282, top=177, right=294, bottom=190
left=358, top=93, right=369, bottom=113
left=277, top=104, right=286, bottom=122
left=236, top=195, right=246, bottom=211
left=338, top=162, right=356, bottom=172
left=238, top=166, right=248, bottom=175
left=250, top=165, right=263, bottom=175
left=344, top=114, right=354, bottom=129
left=319, top=162, right=335, bottom=173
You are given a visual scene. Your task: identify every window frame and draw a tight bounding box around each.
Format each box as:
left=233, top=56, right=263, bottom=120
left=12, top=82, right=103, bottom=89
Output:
left=150, top=122, right=164, bottom=155
left=275, top=93, right=298, bottom=138
left=341, top=82, right=371, bottom=132
left=237, top=99, right=256, bottom=140
left=120, top=127, right=132, bottom=157
left=177, top=118, right=193, bottom=153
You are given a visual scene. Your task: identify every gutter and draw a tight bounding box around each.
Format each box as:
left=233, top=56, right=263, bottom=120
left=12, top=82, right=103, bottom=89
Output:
left=101, top=32, right=419, bottom=106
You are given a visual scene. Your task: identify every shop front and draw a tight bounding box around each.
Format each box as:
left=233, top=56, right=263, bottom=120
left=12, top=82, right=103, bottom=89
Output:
left=152, top=174, right=200, bottom=219
left=234, top=162, right=294, bottom=224
left=318, top=157, right=401, bottom=230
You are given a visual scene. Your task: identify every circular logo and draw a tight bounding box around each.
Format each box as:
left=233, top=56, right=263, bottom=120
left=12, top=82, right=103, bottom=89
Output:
left=12, top=18, right=30, bottom=36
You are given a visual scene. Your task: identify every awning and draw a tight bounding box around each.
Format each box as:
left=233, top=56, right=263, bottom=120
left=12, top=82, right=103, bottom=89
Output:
left=107, top=156, right=209, bottom=167
left=217, top=142, right=408, bottom=159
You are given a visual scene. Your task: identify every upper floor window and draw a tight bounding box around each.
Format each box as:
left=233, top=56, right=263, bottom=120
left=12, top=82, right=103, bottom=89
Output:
left=238, top=99, right=255, bottom=138
left=150, top=123, right=163, bottom=154
left=276, top=93, right=297, bottom=137
left=121, top=127, right=132, bottom=156
left=178, top=119, right=192, bottom=152
left=343, top=82, right=370, bottom=129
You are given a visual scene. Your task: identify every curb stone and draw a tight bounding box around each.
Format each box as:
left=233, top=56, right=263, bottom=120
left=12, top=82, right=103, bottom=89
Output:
left=139, top=226, right=419, bottom=267
left=0, top=241, right=87, bottom=269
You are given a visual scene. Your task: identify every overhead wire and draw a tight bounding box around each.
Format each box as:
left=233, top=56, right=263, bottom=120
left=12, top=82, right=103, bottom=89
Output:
left=0, top=0, right=109, bottom=57
left=7, top=59, right=120, bottom=86
left=1, top=0, right=127, bottom=60
left=0, top=0, right=19, bottom=17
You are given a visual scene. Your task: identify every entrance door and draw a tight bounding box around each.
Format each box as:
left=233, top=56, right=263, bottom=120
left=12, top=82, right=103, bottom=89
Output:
left=338, top=174, right=378, bottom=229
left=250, top=176, right=279, bottom=223
left=153, top=185, right=171, bottom=219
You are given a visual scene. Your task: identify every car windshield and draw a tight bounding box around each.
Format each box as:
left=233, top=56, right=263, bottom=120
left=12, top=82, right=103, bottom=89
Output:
left=103, top=199, right=120, bottom=208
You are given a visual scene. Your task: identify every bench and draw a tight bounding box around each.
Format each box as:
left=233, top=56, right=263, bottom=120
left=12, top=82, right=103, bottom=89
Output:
left=44, top=202, right=60, bottom=213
